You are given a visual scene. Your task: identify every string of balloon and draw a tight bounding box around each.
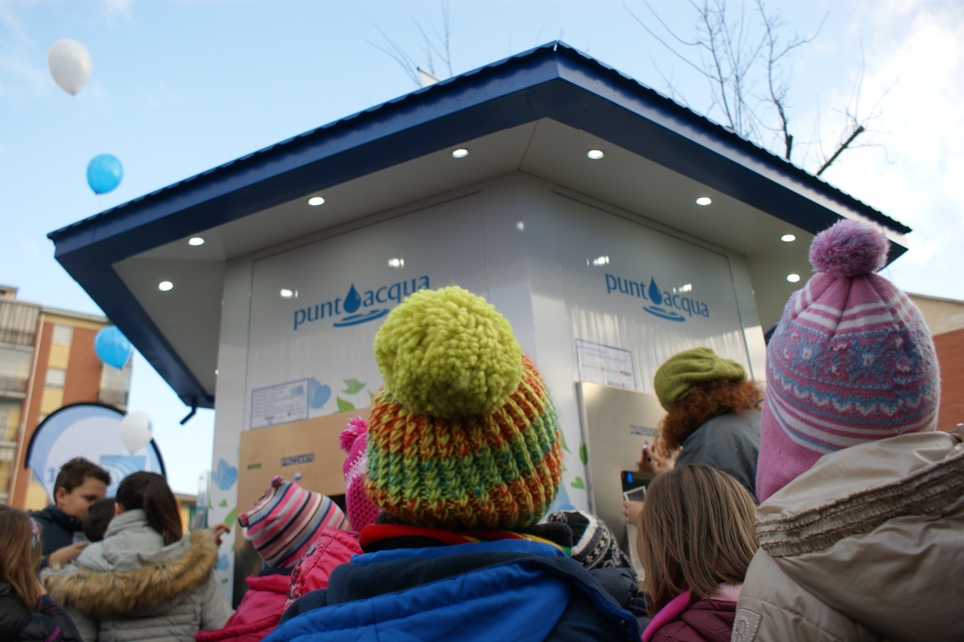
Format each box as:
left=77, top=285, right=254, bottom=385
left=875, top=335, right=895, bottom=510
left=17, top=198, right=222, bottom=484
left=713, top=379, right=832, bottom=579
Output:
left=47, top=39, right=124, bottom=195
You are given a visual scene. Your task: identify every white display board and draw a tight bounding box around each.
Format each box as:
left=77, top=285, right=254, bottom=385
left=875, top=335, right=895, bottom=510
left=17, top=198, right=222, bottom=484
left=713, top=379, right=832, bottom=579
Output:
left=246, top=194, right=491, bottom=427
left=549, top=192, right=751, bottom=389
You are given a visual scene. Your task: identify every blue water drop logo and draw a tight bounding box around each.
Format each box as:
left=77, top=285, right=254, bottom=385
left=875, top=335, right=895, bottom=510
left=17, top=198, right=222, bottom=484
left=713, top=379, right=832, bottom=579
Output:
left=648, top=278, right=663, bottom=305
left=344, top=285, right=362, bottom=313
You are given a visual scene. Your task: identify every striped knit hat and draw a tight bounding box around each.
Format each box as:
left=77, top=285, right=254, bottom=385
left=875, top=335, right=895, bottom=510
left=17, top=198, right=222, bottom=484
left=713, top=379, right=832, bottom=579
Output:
left=238, top=475, right=347, bottom=568
left=340, top=417, right=380, bottom=532
left=367, top=286, right=563, bottom=530
left=546, top=510, right=634, bottom=572
left=757, top=220, right=940, bottom=502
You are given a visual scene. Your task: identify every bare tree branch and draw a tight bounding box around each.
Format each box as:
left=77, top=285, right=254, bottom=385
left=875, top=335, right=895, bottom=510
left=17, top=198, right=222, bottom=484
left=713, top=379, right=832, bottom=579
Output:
left=816, top=125, right=865, bottom=176
left=371, top=0, right=453, bottom=88
left=627, top=0, right=888, bottom=173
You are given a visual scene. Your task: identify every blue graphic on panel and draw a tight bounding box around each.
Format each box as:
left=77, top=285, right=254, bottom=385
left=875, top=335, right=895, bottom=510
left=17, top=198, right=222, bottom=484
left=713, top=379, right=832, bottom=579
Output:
left=308, top=378, right=331, bottom=409
left=99, top=455, right=147, bottom=497
left=212, top=458, right=238, bottom=491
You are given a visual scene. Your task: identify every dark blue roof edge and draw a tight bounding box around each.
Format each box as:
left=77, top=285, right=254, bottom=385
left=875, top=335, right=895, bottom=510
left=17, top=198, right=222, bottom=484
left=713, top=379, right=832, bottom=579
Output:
left=48, top=41, right=909, bottom=245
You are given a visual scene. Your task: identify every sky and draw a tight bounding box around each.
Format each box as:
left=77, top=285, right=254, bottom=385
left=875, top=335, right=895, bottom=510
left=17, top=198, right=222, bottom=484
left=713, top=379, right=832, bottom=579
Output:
left=2, top=0, right=962, bottom=495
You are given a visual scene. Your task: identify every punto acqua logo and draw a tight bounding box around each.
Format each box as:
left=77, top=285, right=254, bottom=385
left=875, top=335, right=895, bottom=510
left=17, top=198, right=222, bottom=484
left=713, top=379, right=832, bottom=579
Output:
left=292, top=276, right=430, bottom=330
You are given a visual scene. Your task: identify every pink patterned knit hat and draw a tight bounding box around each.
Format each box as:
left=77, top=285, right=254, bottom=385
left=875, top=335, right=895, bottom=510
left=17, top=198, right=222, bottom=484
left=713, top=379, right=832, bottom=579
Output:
left=340, top=417, right=379, bottom=532
left=238, top=475, right=346, bottom=568
left=756, top=220, right=940, bottom=502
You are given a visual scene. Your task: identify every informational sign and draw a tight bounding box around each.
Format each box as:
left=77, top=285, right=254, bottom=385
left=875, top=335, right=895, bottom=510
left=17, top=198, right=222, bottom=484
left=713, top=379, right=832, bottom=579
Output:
left=25, top=403, right=166, bottom=500
left=250, top=379, right=310, bottom=428
left=575, top=339, right=637, bottom=390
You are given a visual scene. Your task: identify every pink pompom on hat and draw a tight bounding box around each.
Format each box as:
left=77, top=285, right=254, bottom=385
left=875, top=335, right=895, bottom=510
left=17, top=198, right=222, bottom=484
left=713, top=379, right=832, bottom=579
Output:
left=756, top=219, right=940, bottom=502
left=239, top=475, right=346, bottom=568
left=340, top=417, right=380, bottom=532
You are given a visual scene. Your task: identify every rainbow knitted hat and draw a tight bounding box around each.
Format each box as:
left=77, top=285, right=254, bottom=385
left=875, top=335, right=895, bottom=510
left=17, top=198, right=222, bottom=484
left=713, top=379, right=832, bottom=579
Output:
left=756, top=220, right=940, bottom=502
left=238, top=475, right=346, bottom=568
left=366, top=286, right=563, bottom=530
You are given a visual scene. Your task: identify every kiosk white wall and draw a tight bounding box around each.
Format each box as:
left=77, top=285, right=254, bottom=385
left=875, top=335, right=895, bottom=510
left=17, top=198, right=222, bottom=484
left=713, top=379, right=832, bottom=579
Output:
left=208, top=171, right=767, bottom=588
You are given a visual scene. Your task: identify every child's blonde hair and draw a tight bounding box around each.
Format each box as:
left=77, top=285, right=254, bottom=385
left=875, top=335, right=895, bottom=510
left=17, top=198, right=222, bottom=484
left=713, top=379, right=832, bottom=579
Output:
left=636, top=464, right=758, bottom=612
left=0, top=505, right=44, bottom=609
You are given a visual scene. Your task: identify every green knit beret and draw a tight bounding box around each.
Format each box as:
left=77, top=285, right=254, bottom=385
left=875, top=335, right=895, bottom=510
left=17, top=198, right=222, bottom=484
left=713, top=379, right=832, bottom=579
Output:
left=653, top=347, right=746, bottom=410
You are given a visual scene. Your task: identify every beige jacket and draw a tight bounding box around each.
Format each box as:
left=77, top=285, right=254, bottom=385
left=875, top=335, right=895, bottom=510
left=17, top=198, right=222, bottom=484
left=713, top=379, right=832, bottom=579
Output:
left=733, top=426, right=964, bottom=642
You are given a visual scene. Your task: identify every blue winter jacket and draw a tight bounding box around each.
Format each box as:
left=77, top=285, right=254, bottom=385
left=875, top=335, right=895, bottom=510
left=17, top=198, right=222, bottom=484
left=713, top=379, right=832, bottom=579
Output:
left=265, top=539, right=640, bottom=642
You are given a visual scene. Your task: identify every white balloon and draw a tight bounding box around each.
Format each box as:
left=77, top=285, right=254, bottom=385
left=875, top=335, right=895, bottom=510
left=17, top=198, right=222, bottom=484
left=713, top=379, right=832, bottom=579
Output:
left=121, top=411, right=153, bottom=454
left=47, top=39, right=93, bottom=96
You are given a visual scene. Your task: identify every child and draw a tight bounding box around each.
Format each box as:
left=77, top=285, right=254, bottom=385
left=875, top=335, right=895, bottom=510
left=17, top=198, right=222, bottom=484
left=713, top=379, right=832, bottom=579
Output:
left=31, top=457, right=110, bottom=568
left=196, top=475, right=358, bottom=642
left=636, top=464, right=758, bottom=642
left=0, top=505, right=82, bottom=642
left=267, top=287, right=639, bottom=641
left=545, top=510, right=648, bottom=623
left=81, top=497, right=116, bottom=542
left=734, top=220, right=961, bottom=641
left=44, top=471, right=232, bottom=642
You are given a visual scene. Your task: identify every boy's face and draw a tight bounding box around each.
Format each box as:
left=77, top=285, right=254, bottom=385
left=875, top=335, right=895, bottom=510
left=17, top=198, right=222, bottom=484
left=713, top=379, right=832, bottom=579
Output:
left=55, top=476, right=108, bottom=520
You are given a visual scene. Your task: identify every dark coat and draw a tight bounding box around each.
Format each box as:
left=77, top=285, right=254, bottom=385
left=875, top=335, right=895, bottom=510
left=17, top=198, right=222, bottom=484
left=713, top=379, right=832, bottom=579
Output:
left=676, top=410, right=761, bottom=500
left=268, top=539, right=640, bottom=642
left=650, top=599, right=736, bottom=642
left=0, top=583, right=82, bottom=642
left=29, top=505, right=82, bottom=570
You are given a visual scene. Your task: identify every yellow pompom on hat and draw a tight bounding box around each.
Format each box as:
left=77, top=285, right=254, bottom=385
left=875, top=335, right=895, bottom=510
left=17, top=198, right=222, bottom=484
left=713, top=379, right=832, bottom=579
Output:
left=366, top=286, right=563, bottom=530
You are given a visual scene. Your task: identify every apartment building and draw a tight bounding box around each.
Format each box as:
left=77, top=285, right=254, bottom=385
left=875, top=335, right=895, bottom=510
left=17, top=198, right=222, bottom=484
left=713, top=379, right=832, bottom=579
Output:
left=0, top=285, right=131, bottom=507
left=909, top=293, right=964, bottom=432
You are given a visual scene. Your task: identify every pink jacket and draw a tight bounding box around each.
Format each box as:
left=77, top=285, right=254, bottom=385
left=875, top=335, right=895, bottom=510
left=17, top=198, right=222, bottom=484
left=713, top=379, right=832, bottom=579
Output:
left=196, top=528, right=362, bottom=642
left=643, top=584, right=741, bottom=642
left=195, top=573, right=288, bottom=642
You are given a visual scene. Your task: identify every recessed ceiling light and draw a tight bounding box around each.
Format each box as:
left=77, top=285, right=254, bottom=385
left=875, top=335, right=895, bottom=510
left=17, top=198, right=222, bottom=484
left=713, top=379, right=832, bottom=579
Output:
left=781, top=234, right=796, bottom=243
left=280, top=288, right=294, bottom=298
left=158, top=281, right=174, bottom=291
left=451, top=148, right=469, bottom=158
left=516, top=221, right=525, bottom=232
left=587, top=149, right=605, bottom=160
left=786, top=274, right=801, bottom=283
left=387, top=258, right=405, bottom=269
left=188, top=237, right=205, bottom=246
left=307, top=196, right=326, bottom=206
left=587, top=255, right=610, bottom=267
left=696, top=197, right=713, bottom=206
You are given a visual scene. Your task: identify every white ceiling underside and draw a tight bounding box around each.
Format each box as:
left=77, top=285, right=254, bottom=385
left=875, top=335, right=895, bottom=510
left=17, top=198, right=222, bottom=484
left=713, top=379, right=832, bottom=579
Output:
left=114, top=119, right=815, bottom=397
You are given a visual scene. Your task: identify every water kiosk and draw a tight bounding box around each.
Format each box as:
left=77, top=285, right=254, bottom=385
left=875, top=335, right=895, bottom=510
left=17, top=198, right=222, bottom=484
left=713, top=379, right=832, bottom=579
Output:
left=48, top=43, right=913, bottom=595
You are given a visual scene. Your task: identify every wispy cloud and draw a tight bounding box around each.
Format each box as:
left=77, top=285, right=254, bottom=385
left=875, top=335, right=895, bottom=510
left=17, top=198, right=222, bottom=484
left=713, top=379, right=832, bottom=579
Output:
left=104, top=0, right=133, bottom=24
left=817, top=1, right=964, bottom=298
left=0, top=3, right=50, bottom=102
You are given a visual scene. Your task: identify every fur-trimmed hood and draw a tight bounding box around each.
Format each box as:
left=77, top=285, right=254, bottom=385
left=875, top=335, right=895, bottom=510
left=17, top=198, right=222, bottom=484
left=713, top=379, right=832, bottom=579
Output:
left=44, top=529, right=219, bottom=618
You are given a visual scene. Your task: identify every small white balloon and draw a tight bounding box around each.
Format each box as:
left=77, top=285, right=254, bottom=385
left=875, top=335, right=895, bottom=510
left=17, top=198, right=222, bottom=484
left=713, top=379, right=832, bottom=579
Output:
left=121, top=411, right=153, bottom=454
left=47, top=39, right=93, bottom=96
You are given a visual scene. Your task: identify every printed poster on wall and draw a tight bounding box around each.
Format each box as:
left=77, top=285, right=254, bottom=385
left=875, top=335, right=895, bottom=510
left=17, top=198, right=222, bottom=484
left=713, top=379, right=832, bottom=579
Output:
left=245, top=194, right=492, bottom=428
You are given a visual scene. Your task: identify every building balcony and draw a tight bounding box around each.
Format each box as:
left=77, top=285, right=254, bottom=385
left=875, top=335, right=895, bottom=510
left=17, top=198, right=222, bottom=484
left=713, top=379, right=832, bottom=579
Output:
left=98, top=388, right=129, bottom=409
left=0, top=376, right=28, bottom=397
left=0, top=439, right=16, bottom=462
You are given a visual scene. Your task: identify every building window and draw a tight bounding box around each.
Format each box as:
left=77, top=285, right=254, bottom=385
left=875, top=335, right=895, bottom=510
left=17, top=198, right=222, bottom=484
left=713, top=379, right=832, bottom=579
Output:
left=0, top=348, right=31, bottom=393
left=52, top=324, right=73, bottom=346
left=45, top=368, right=66, bottom=389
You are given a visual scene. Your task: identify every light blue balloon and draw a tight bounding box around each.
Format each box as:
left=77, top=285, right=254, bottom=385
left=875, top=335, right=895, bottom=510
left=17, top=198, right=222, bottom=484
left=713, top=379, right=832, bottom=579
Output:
left=87, top=153, right=123, bottom=194
left=94, top=326, right=132, bottom=369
